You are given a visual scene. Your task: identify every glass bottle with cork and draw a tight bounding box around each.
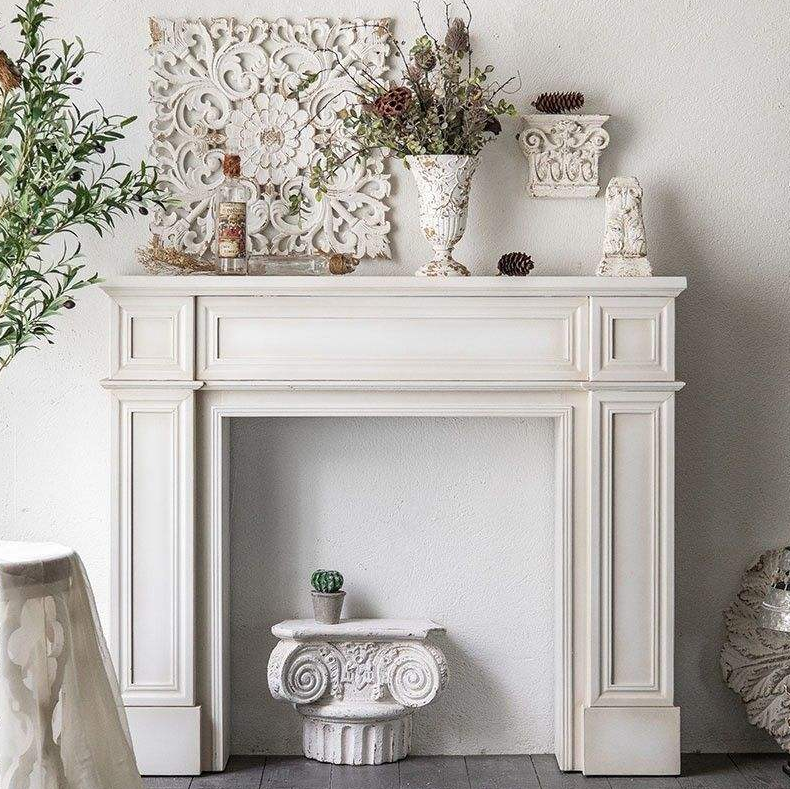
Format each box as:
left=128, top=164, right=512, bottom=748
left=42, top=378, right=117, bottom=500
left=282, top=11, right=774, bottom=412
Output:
left=215, top=152, right=251, bottom=275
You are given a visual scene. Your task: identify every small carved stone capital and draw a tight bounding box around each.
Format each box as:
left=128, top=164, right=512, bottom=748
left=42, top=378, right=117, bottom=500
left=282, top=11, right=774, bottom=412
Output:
left=518, top=114, right=610, bottom=199
left=268, top=622, right=447, bottom=765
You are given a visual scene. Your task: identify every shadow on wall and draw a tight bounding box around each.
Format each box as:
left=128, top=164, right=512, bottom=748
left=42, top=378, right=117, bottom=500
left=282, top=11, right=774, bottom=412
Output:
left=655, top=185, right=790, bottom=752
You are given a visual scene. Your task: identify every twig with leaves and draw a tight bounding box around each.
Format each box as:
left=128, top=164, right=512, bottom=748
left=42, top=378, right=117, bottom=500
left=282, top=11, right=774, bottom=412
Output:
left=0, top=0, right=164, bottom=373
left=287, top=1, right=518, bottom=215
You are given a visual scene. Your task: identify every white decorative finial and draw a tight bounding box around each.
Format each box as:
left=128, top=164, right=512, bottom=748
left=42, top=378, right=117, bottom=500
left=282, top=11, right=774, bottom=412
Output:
left=597, top=176, right=652, bottom=277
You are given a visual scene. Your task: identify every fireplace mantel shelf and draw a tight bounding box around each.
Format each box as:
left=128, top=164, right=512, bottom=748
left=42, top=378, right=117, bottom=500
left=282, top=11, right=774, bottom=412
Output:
left=101, top=273, right=685, bottom=778
left=101, top=274, right=686, bottom=299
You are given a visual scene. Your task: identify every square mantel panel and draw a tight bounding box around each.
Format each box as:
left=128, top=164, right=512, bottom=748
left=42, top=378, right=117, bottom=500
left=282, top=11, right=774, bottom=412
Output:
left=590, top=297, right=675, bottom=382
left=110, top=295, right=194, bottom=380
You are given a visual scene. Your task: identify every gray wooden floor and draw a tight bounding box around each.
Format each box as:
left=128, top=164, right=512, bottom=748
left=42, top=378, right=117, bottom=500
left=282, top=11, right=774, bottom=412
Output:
left=143, top=754, right=790, bottom=789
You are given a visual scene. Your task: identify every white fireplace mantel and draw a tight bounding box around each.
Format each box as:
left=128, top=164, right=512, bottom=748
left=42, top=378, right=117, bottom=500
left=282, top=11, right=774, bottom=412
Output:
left=100, top=275, right=686, bottom=777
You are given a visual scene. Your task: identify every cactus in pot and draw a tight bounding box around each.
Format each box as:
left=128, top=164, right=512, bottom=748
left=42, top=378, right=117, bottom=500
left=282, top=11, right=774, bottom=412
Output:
left=311, top=570, right=345, bottom=624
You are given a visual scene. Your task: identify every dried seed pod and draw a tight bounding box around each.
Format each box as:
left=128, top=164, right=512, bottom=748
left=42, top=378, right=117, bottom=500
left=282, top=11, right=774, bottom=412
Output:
left=413, top=47, right=437, bottom=72
left=0, top=51, right=22, bottom=91
left=444, top=18, right=470, bottom=53
left=372, top=86, right=413, bottom=119
left=531, top=91, right=585, bottom=114
left=327, top=252, right=359, bottom=275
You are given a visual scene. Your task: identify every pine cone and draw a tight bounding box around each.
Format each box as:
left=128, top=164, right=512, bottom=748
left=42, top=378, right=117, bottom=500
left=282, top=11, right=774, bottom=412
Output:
left=0, top=51, right=22, bottom=92
left=373, top=86, right=413, bottom=119
left=497, top=252, right=535, bottom=276
left=445, top=18, right=470, bottom=53
left=531, top=91, right=585, bottom=114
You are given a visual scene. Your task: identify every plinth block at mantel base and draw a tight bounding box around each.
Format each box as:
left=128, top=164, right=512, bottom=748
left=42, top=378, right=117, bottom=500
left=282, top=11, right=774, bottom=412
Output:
left=583, top=706, right=681, bottom=775
left=268, top=619, right=447, bottom=765
left=100, top=275, right=686, bottom=775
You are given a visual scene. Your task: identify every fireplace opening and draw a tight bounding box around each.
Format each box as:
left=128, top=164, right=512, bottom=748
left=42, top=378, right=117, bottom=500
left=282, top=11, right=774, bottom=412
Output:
left=226, top=416, right=555, bottom=756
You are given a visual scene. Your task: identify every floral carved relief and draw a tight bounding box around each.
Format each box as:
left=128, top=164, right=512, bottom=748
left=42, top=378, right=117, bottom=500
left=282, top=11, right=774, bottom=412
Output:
left=721, top=549, right=790, bottom=751
left=149, top=17, right=392, bottom=259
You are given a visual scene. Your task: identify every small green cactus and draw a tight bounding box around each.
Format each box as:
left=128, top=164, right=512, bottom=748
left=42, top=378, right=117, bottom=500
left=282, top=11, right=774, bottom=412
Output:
left=311, top=569, right=344, bottom=593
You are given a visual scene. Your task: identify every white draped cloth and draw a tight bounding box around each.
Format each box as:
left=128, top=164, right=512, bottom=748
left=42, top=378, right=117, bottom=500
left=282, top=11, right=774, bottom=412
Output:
left=0, top=542, right=143, bottom=789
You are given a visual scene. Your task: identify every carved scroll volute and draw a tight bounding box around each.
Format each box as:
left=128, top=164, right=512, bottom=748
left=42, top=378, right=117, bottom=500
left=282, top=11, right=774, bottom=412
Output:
left=376, top=643, right=448, bottom=708
left=268, top=641, right=342, bottom=705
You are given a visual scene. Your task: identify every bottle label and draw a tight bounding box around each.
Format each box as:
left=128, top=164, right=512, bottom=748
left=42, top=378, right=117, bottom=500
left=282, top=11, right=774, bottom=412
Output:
left=217, top=201, right=246, bottom=258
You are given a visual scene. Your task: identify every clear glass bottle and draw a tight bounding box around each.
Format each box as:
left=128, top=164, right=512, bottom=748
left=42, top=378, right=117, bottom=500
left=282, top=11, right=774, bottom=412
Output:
left=215, top=153, right=249, bottom=275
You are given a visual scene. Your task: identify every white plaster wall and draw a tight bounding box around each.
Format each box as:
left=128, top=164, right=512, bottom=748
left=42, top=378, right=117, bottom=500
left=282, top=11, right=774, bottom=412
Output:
left=1, top=0, right=788, bottom=753
left=228, top=417, right=555, bottom=754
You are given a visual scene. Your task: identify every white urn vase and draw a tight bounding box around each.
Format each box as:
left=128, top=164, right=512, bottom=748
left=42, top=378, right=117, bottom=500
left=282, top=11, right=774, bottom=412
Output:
left=406, top=154, right=480, bottom=277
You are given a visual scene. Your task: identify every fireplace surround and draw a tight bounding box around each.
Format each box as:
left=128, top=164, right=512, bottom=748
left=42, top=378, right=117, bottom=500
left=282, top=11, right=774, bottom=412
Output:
left=100, top=275, right=685, bottom=776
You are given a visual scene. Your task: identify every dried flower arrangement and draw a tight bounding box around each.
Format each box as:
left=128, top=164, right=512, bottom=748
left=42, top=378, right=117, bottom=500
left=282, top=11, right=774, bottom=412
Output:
left=289, top=2, right=518, bottom=204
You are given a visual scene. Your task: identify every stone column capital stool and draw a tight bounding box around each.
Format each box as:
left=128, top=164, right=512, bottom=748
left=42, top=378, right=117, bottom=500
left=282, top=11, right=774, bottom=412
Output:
left=268, top=618, right=447, bottom=765
left=0, top=541, right=142, bottom=788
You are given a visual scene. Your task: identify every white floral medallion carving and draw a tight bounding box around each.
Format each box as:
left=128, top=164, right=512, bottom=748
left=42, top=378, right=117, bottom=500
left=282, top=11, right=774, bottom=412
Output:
left=518, top=114, right=610, bottom=198
left=406, top=154, right=480, bottom=277
left=721, top=549, right=790, bottom=751
left=268, top=619, right=447, bottom=765
left=149, top=17, right=391, bottom=259
left=597, top=176, right=652, bottom=276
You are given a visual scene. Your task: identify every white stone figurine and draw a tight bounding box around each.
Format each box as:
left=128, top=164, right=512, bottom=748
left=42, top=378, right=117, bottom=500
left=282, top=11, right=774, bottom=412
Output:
left=597, top=176, right=652, bottom=277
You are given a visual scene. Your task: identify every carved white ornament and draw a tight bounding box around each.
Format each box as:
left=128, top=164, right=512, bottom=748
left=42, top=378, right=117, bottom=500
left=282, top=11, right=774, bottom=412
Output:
left=518, top=114, right=610, bottom=198
left=268, top=620, right=447, bottom=765
left=406, top=154, right=479, bottom=277
left=148, top=17, right=392, bottom=259
left=721, top=549, right=790, bottom=751
left=597, top=176, right=652, bottom=277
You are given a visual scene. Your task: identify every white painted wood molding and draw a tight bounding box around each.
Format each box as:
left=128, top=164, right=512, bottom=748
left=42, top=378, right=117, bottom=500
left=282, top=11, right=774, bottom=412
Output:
left=100, top=275, right=685, bottom=776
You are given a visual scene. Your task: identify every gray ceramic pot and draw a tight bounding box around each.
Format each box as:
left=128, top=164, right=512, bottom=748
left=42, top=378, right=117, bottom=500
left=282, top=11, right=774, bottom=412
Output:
left=311, top=591, right=346, bottom=624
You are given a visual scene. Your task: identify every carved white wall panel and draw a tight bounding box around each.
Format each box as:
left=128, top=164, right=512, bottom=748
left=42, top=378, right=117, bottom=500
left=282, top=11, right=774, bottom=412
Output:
left=518, top=114, right=610, bottom=198
left=149, top=17, right=391, bottom=259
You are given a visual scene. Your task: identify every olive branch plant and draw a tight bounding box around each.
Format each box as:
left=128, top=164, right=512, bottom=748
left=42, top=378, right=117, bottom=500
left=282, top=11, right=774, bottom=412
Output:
left=0, top=0, right=163, bottom=373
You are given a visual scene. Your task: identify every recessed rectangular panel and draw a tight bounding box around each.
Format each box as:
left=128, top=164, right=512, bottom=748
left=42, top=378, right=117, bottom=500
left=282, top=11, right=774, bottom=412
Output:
left=198, top=296, right=588, bottom=381
left=611, top=318, right=655, bottom=362
left=131, top=316, right=174, bottom=360
left=611, top=411, right=656, bottom=688
left=131, top=410, right=175, bottom=688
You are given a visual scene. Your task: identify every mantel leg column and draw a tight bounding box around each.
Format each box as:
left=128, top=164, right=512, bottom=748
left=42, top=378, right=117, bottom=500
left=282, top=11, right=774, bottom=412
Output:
left=584, top=390, right=679, bottom=776
left=109, top=386, right=201, bottom=776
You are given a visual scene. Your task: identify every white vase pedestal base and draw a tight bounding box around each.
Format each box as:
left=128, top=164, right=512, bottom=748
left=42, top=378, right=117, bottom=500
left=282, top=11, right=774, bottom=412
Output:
left=415, top=259, right=470, bottom=277
left=267, top=618, right=447, bottom=766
